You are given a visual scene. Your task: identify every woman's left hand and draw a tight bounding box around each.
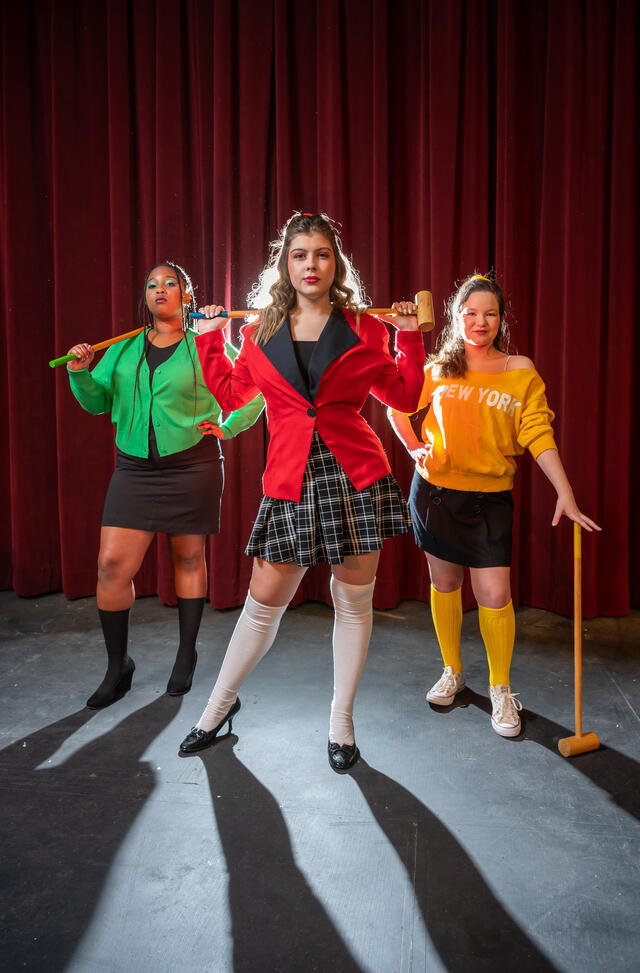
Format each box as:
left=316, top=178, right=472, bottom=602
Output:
left=388, top=300, right=419, bottom=331
left=198, top=420, right=225, bottom=439
left=380, top=301, right=418, bottom=331
left=552, top=494, right=601, bottom=532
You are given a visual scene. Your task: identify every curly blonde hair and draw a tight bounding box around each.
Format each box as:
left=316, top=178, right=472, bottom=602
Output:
left=430, top=274, right=510, bottom=378
left=248, top=212, right=367, bottom=345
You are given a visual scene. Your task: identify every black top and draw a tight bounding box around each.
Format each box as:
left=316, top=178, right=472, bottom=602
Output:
left=114, top=336, right=221, bottom=469
left=291, top=340, right=316, bottom=391
left=146, top=340, right=181, bottom=460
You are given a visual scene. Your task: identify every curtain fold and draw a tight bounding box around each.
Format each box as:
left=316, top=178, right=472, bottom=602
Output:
left=1, top=0, right=636, bottom=616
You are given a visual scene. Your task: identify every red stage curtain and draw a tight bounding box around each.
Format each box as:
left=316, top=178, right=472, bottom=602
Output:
left=1, top=0, right=637, bottom=617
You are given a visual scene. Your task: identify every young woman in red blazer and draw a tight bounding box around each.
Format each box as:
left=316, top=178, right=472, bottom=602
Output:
left=179, top=212, right=425, bottom=770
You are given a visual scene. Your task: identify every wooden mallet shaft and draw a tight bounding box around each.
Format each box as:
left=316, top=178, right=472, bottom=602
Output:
left=49, top=327, right=147, bottom=368
left=189, top=290, right=436, bottom=333
left=557, top=523, right=600, bottom=757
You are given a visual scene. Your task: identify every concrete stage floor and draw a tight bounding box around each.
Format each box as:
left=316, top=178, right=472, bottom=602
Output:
left=1, top=590, right=639, bottom=972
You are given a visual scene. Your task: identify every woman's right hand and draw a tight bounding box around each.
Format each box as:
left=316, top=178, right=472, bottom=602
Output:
left=409, top=445, right=430, bottom=464
left=66, top=343, right=95, bottom=370
left=196, top=305, right=227, bottom=334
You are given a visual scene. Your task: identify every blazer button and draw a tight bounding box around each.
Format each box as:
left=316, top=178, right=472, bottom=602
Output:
left=307, top=407, right=316, bottom=418
left=431, top=495, right=442, bottom=506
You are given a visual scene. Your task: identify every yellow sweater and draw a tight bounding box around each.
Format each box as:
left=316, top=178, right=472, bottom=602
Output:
left=397, top=365, right=557, bottom=492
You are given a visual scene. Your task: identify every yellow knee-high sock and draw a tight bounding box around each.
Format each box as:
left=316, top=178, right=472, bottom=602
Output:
left=430, top=586, right=463, bottom=673
left=478, top=600, right=516, bottom=686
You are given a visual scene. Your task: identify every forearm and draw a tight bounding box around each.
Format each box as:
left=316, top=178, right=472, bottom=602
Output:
left=387, top=408, right=423, bottom=453
left=535, top=447, right=574, bottom=500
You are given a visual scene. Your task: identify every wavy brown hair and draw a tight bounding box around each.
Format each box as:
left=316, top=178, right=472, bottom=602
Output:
left=429, top=274, right=510, bottom=378
left=248, top=212, right=366, bottom=345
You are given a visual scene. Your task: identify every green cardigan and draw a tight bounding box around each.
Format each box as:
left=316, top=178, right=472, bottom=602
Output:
left=67, top=330, right=264, bottom=458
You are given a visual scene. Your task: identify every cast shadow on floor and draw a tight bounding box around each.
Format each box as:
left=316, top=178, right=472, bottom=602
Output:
left=198, top=737, right=365, bottom=973
left=0, top=695, right=182, bottom=971
left=445, top=688, right=640, bottom=822
left=199, top=735, right=560, bottom=973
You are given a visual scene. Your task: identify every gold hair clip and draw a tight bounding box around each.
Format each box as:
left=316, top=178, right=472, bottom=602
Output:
left=471, top=274, right=492, bottom=282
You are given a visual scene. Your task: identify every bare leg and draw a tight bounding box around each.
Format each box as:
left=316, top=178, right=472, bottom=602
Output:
left=96, top=526, right=155, bottom=610
left=168, top=533, right=207, bottom=598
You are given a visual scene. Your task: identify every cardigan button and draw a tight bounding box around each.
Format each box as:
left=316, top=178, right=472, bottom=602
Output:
left=307, top=407, right=316, bottom=418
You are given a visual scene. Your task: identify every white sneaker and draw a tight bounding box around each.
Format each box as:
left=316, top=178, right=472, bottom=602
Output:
left=489, top=684, right=523, bottom=737
left=426, top=666, right=466, bottom=706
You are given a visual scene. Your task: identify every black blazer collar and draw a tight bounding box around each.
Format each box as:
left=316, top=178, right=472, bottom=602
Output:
left=261, top=308, right=360, bottom=403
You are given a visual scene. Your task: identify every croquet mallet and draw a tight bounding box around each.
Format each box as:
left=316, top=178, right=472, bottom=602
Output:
left=557, top=523, right=600, bottom=757
left=190, top=290, right=436, bottom=332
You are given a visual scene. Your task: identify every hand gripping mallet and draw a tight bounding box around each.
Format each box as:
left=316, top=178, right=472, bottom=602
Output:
left=557, top=523, right=600, bottom=757
left=49, top=327, right=146, bottom=368
left=190, top=290, right=436, bottom=332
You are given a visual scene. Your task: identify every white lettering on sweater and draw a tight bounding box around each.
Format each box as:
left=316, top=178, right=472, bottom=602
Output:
left=438, top=383, right=521, bottom=415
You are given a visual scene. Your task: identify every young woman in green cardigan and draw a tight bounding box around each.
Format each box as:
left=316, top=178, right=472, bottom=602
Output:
left=66, top=263, right=264, bottom=709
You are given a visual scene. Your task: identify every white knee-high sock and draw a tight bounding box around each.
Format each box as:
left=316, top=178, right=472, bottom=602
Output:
left=329, top=576, right=375, bottom=746
left=197, top=592, right=287, bottom=731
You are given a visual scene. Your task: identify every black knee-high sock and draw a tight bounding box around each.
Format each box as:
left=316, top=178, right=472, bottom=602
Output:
left=169, top=596, right=205, bottom=683
left=87, top=608, right=133, bottom=708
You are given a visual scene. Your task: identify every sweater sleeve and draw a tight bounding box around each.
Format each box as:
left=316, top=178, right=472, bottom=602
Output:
left=517, top=371, right=557, bottom=459
left=369, top=328, right=425, bottom=412
left=66, top=365, right=112, bottom=415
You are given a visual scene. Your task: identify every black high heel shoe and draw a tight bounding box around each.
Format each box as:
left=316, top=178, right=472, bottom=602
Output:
left=86, top=657, right=135, bottom=709
left=166, top=651, right=198, bottom=696
left=328, top=740, right=359, bottom=773
left=178, top=698, right=241, bottom=755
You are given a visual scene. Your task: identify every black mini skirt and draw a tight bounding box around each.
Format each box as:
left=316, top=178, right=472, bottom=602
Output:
left=408, top=470, right=513, bottom=568
left=102, top=436, right=223, bottom=535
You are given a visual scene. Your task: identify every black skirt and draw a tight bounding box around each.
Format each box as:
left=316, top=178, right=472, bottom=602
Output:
left=246, top=431, right=412, bottom=566
left=408, top=470, right=513, bottom=568
left=102, top=436, right=224, bottom=535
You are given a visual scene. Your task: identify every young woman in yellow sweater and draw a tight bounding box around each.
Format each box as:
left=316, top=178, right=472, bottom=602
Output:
left=388, top=274, right=600, bottom=737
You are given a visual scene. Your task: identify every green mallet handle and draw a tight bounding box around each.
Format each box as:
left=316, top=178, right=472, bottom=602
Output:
left=49, top=326, right=146, bottom=368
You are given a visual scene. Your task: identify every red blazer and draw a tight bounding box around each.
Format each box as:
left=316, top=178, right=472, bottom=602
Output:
left=195, top=309, right=425, bottom=502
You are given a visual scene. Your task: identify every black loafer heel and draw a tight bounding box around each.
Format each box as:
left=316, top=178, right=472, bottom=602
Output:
left=328, top=740, right=359, bottom=773
left=178, top=697, right=241, bottom=755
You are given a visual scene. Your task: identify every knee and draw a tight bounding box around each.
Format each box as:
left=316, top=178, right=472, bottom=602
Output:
left=172, top=549, right=205, bottom=574
left=431, top=579, right=462, bottom=594
left=97, top=551, right=130, bottom=586
left=476, top=589, right=511, bottom=610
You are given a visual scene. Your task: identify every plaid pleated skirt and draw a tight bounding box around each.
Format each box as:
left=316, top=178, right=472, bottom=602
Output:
left=246, top=431, right=412, bottom=566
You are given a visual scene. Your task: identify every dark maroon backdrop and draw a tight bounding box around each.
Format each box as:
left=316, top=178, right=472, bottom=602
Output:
left=1, top=0, right=637, bottom=617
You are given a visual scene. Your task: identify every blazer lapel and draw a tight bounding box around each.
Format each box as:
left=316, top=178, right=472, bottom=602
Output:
left=260, top=308, right=361, bottom=403
left=261, top=321, right=312, bottom=403
left=308, top=308, right=360, bottom=399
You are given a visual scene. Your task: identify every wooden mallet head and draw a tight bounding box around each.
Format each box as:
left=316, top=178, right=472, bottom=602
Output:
left=415, top=290, right=435, bottom=332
